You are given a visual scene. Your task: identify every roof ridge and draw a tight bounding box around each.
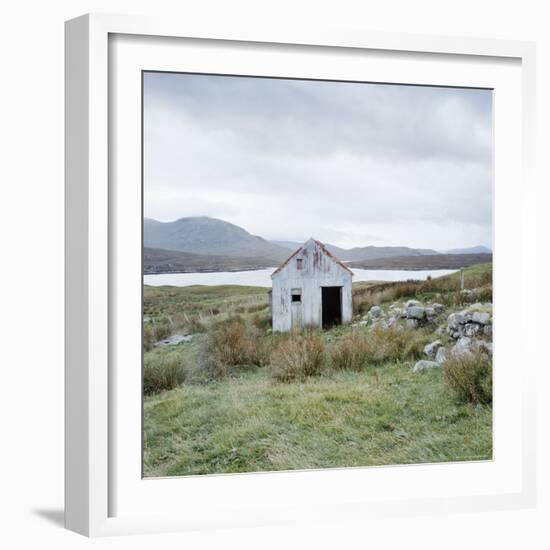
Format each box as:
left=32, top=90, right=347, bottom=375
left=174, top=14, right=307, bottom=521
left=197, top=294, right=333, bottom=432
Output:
left=271, top=238, right=353, bottom=278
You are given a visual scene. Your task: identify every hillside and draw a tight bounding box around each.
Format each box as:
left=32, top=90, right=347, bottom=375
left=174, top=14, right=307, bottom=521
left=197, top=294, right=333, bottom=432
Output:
left=348, top=253, right=492, bottom=270
left=144, top=217, right=289, bottom=261
left=270, top=239, right=439, bottom=261
left=143, top=247, right=278, bottom=274
left=325, top=244, right=440, bottom=261
left=443, top=245, right=492, bottom=255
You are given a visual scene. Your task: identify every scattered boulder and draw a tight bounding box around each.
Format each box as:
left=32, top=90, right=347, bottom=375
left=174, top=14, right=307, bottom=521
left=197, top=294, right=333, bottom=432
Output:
left=406, top=306, right=426, bottom=320
left=154, top=334, right=194, bottom=347
left=464, top=323, right=481, bottom=337
left=435, top=347, right=447, bottom=364
left=446, top=304, right=493, bottom=340
left=405, top=319, right=418, bottom=329
left=406, top=299, right=421, bottom=308
left=423, top=340, right=443, bottom=358
left=412, top=360, right=440, bottom=373
left=369, top=305, right=382, bottom=318
left=472, top=340, right=493, bottom=355
left=483, top=324, right=492, bottom=338
left=451, top=336, right=473, bottom=358
left=472, top=311, right=490, bottom=325
left=431, top=303, right=445, bottom=313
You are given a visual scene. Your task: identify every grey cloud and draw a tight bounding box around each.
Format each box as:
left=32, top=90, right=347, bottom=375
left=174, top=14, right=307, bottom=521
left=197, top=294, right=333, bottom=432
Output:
left=143, top=72, right=492, bottom=250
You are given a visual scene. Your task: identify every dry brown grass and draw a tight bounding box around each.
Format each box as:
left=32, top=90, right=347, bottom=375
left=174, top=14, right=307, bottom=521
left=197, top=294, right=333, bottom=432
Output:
left=271, top=333, right=325, bottom=382
left=329, top=326, right=429, bottom=372
left=330, top=331, right=371, bottom=371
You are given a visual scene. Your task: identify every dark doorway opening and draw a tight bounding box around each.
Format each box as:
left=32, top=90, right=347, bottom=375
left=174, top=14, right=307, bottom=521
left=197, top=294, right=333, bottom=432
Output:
left=322, top=287, right=342, bottom=328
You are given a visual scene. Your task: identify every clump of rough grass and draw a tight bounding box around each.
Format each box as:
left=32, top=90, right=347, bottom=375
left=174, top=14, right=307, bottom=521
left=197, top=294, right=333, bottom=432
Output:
left=330, top=331, right=371, bottom=371
left=328, top=327, right=428, bottom=372
left=364, top=327, right=428, bottom=365
left=271, top=333, right=325, bottom=382
left=252, top=311, right=272, bottom=332
left=196, top=317, right=259, bottom=380
left=444, top=350, right=492, bottom=405
left=143, top=352, right=187, bottom=395
left=143, top=317, right=172, bottom=351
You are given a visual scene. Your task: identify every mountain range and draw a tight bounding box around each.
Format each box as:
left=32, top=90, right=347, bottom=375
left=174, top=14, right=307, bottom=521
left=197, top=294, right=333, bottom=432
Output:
left=143, top=216, right=491, bottom=273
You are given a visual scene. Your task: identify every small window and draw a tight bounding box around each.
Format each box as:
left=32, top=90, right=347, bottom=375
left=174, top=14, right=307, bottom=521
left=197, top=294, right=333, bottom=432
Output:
left=292, top=294, right=301, bottom=302
left=296, top=258, right=303, bottom=270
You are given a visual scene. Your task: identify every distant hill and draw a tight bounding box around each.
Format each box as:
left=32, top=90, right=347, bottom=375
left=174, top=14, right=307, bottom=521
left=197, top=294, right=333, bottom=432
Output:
left=144, top=216, right=490, bottom=274
left=270, top=240, right=440, bottom=261
left=348, top=253, right=492, bottom=271
left=143, top=247, right=278, bottom=274
left=325, top=244, right=440, bottom=262
left=144, top=217, right=289, bottom=261
left=443, top=245, right=492, bottom=255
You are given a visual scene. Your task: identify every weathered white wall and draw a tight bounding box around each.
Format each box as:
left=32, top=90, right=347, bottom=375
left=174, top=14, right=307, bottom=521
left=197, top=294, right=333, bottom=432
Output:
left=271, top=239, right=353, bottom=331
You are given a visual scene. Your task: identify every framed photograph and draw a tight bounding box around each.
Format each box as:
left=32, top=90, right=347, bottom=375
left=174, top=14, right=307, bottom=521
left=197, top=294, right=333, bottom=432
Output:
left=65, top=13, right=537, bottom=536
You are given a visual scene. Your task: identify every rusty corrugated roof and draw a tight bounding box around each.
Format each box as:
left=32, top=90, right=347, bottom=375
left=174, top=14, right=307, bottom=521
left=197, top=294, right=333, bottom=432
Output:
left=271, top=238, right=353, bottom=278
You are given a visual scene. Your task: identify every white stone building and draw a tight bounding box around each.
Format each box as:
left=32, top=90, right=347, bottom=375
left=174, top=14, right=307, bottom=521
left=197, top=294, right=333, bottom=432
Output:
left=270, top=238, right=353, bottom=332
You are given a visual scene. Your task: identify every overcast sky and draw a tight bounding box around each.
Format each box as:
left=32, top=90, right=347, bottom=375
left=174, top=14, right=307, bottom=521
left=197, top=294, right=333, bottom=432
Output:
left=143, top=72, right=493, bottom=250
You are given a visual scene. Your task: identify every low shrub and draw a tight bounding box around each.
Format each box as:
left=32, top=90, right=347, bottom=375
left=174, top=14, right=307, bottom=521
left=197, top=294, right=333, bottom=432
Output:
left=271, top=333, right=325, bottom=382
left=365, top=327, right=428, bottom=365
left=143, top=316, right=172, bottom=351
left=195, top=317, right=259, bottom=380
left=207, top=317, right=257, bottom=366
left=330, top=331, right=371, bottom=371
left=143, top=323, right=155, bottom=351
left=443, top=350, right=492, bottom=405
left=143, top=352, right=187, bottom=395
left=252, top=311, right=272, bottom=332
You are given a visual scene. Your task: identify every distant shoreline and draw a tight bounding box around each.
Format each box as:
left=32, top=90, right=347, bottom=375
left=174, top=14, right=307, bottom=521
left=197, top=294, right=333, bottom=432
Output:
left=144, top=266, right=279, bottom=276
left=143, top=266, right=460, bottom=276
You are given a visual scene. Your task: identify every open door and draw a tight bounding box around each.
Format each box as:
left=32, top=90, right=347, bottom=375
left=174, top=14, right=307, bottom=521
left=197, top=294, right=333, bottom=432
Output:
left=322, top=287, right=342, bottom=328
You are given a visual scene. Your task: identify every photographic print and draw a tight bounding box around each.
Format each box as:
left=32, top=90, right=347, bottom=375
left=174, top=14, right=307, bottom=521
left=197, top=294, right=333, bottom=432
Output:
left=142, top=72, right=493, bottom=477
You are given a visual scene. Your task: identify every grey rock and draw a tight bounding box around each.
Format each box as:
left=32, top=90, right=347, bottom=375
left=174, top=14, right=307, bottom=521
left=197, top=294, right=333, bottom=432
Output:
left=406, top=306, right=426, bottom=320
left=154, top=334, right=193, bottom=347
left=451, top=336, right=473, bottom=358
left=405, top=319, right=418, bottom=329
left=464, top=323, right=481, bottom=337
left=435, top=347, right=448, bottom=364
left=406, top=299, right=421, bottom=308
left=412, top=360, right=441, bottom=373
left=472, top=311, right=491, bottom=325
left=431, top=303, right=445, bottom=313
left=369, top=305, right=382, bottom=318
left=424, top=340, right=443, bottom=357
left=473, top=340, right=493, bottom=355
left=483, top=324, right=493, bottom=338
left=447, top=312, right=466, bottom=329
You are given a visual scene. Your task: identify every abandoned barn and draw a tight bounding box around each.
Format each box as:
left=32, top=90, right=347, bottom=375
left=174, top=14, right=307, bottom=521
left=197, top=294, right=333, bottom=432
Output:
left=270, top=238, right=354, bottom=332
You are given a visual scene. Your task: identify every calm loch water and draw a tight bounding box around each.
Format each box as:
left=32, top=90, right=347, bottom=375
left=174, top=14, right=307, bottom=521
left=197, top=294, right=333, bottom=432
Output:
left=143, top=268, right=458, bottom=287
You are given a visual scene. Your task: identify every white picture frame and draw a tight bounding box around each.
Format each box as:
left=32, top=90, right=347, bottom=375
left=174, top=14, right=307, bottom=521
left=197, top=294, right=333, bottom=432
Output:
left=65, top=13, right=537, bottom=537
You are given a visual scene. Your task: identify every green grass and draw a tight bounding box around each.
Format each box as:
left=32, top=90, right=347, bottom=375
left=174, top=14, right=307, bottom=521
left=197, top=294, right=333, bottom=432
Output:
left=143, top=284, right=270, bottom=339
left=144, top=364, right=492, bottom=476
left=142, top=263, right=493, bottom=476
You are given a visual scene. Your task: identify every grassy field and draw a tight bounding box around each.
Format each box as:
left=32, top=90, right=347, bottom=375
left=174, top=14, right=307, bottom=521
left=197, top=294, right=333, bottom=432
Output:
left=143, top=264, right=493, bottom=477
